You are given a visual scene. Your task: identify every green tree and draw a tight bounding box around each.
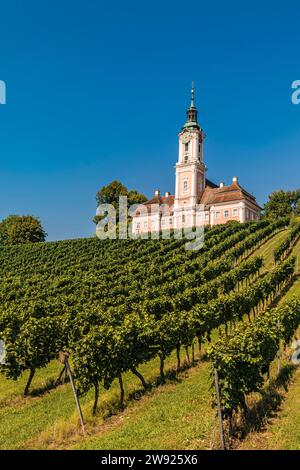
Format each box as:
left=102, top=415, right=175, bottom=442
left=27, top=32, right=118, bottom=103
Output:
left=127, top=189, right=147, bottom=206
left=264, top=190, right=300, bottom=219
left=96, top=180, right=128, bottom=209
left=0, top=215, right=47, bottom=246
left=94, top=180, right=147, bottom=224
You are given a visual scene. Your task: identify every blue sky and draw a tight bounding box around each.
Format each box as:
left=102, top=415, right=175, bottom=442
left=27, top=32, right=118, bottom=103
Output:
left=0, top=0, right=299, bottom=240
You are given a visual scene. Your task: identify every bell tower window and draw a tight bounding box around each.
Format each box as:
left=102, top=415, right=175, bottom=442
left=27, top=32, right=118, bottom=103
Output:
left=183, top=142, right=189, bottom=162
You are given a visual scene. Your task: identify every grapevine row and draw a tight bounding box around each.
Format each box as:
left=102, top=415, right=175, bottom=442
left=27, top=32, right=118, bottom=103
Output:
left=208, top=296, right=300, bottom=420
left=274, top=220, right=300, bottom=264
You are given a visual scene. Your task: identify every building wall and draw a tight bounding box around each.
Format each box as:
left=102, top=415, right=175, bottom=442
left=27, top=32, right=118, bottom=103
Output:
left=210, top=202, right=243, bottom=225
left=133, top=211, right=173, bottom=234
left=210, top=201, right=260, bottom=225
left=132, top=199, right=260, bottom=234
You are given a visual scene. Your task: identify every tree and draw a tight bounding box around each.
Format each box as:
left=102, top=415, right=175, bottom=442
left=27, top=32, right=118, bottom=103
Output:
left=0, top=215, right=47, bottom=246
left=94, top=180, right=147, bottom=224
left=127, top=189, right=147, bottom=206
left=96, top=180, right=128, bottom=209
left=263, top=190, right=300, bottom=219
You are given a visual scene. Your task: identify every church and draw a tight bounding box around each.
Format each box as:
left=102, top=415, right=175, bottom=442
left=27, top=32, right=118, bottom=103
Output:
left=132, top=84, right=261, bottom=234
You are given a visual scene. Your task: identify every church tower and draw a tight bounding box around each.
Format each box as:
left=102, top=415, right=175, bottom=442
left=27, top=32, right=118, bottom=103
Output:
left=174, top=83, right=206, bottom=228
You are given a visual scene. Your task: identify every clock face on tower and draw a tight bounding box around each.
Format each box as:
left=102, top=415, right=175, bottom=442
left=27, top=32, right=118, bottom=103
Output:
left=182, top=132, right=191, bottom=144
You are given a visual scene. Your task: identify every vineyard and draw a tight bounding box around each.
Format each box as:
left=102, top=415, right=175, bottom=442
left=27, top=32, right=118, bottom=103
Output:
left=0, top=217, right=300, bottom=450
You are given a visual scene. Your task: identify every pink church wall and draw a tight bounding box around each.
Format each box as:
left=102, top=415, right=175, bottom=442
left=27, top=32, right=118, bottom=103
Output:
left=178, top=172, right=191, bottom=199
left=132, top=199, right=260, bottom=234
left=210, top=202, right=260, bottom=225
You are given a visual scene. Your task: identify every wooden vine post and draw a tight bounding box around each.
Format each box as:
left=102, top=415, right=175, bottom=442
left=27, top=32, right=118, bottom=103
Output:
left=58, top=351, right=85, bottom=434
left=214, top=367, right=225, bottom=450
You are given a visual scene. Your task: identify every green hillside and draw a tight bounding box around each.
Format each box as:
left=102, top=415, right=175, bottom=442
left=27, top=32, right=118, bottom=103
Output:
left=0, top=219, right=299, bottom=450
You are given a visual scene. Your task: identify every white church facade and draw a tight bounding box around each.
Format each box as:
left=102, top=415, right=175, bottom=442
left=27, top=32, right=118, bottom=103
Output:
left=132, top=85, right=261, bottom=235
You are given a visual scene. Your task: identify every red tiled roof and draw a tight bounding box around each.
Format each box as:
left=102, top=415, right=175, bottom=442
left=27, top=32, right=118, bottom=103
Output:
left=144, top=195, right=175, bottom=207
left=200, top=181, right=262, bottom=209
left=134, top=195, right=175, bottom=216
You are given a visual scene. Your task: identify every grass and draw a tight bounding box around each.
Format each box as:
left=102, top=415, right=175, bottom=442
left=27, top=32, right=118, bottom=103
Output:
left=73, top=361, right=216, bottom=450
left=0, top=228, right=298, bottom=450
left=0, top=347, right=216, bottom=450
left=244, top=367, right=300, bottom=450
left=249, top=229, right=290, bottom=271
left=0, top=361, right=84, bottom=449
left=237, top=362, right=300, bottom=450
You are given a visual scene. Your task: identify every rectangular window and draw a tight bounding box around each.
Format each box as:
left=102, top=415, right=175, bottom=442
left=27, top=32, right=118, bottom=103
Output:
left=169, top=218, right=173, bottom=225
left=205, top=213, right=209, bottom=220
left=215, top=211, right=220, bottom=219
left=224, top=210, right=229, bottom=218
left=182, top=214, right=185, bottom=224
left=184, top=143, right=189, bottom=151
left=233, top=208, right=238, bottom=217
left=183, top=179, right=188, bottom=191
